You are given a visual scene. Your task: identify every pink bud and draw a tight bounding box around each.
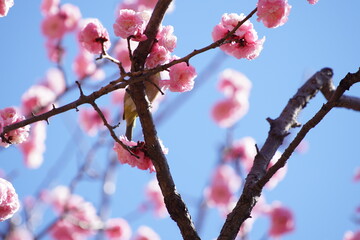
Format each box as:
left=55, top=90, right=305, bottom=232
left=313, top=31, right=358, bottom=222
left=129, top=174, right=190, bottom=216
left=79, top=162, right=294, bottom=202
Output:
left=257, top=0, right=292, bottom=28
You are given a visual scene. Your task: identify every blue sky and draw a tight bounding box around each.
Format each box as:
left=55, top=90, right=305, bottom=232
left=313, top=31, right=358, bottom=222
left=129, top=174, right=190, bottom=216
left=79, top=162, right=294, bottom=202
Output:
left=0, top=0, right=360, bottom=239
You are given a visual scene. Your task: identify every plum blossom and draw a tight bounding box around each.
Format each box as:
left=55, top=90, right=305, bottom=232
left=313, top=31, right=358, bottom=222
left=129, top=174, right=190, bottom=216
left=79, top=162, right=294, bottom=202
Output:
left=257, top=0, right=291, bottom=28
left=73, top=50, right=97, bottom=79
left=46, top=186, right=101, bottom=239
left=157, top=25, right=177, bottom=53
left=21, top=85, right=56, bottom=116
left=211, top=97, right=249, bottom=128
left=161, top=61, right=197, bottom=92
left=267, top=202, right=295, bottom=238
left=19, top=122, right=46, bottom=169
left=0, top=178, right=19, bottom=221
left=41, top=13, right=67, bottom=39
left=307, top=0, right=319, bottom=4
left=204, top=165, right=241, bottom=208
left=113, top=9, right=150, bottom=41
left=79, top=107, right=110, bottom=136
left=0, top=0, right=13, bottom=17
left=0, top=107, right=30, bottom=148
left=41, top=67, right=66, bottom=95
left=105, top=218, right=132, bottom=240
left=113, top=39, right=138, bottom=72
left=145, top=178, right=167, bottom=217
left=78, top=18, right=111, bottom=54
left=133, top=226, right=160, bottom=240
left=145, top=44, right=170, bottom=68
left=114, top=136, right=168, bottom=172
left=344, top=231, right=360, bottom=240
left=45, top=39, right=64, bottom=63
left=223, top=136, right=256, bottom=171
left=212, top=13, right=265, bottom=60
left=218, top=69, right=252, bottom=100
left=59, top=3, right=82, bottom=32
left=41, top=0, right=59, bottom=16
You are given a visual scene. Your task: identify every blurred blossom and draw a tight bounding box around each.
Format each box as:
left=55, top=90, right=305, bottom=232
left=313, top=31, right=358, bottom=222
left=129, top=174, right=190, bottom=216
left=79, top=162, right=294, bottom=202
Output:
left=133, top=226, right=160, bottom=240
left=105, top=218, right=132, bottom=240
left=0, top=178, right=20, bottom=221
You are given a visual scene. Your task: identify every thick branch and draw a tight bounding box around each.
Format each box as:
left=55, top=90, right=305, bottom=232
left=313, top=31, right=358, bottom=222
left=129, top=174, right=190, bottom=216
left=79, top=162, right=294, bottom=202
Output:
left=257, top=68, right=360, bottom=189
left=217, top=67, right=335, bottom=240
left=129, top=0, right=200, bottom=239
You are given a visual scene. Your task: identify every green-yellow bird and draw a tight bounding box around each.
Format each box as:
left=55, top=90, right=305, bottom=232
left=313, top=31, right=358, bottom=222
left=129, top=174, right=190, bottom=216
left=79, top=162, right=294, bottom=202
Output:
left=123, top=73, right=161, bottom=140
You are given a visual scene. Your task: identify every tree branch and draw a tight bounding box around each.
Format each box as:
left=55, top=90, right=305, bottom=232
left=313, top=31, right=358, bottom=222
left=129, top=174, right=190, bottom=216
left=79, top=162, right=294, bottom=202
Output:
left=257, top=68, right=360, bottom=189
left=129, top=0, right=200, bottom=239
left=217, top=67, right=336, bottom=240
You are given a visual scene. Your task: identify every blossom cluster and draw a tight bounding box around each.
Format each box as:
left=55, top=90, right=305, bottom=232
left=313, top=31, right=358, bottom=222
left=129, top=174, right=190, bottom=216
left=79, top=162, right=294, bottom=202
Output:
left=211, top=69, right=251, bottom=128
left=0, top=107, right=30, bottom=148
left=212, top=13, right=265, bottom=60
left=0, top=178, right=19, bottom=222
left=44, top=185, right=102, bottom=239
left=113, top=136, right=168, bottom=172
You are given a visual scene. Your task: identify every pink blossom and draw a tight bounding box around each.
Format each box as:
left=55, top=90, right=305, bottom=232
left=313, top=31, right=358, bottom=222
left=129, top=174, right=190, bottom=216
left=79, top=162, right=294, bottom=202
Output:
left=145, top=179, right=167, bottom=217
left=257, top=0, right=291, bottom=28
left=267, top=202, right=295, bottom=238
left=113, top=9, right=150, bottom=41
left=0, top=178, right=19, bottom=221
left=113, top=39, right=137, bottom=72
left=133, top=226, right=160, bottom=240
left=211, top=97, right=249, bottom=128
left=161, top=62, right=197, bottom=92
left=41, top=0, right=59, bottom=16
left=204, top=165, right=241, bottom=208
left=78, top=18, right=111, bottom=54
left=218, top=69, right=252, bottom=100
left=79, top=107, right=109, bottom=136
left=105, top=218, right=132, bottom=240
left=145, top=44, right=170, bottom=68
left=45, top=39, right=64, bottom=63
left=6, top=226, right=33, bottom=240
left=21, top=85, right=56, bottom=116
left=0, top=0, right=14, bottom=17
left=344, top=231, right=360, bottom=240
left=353, top=167, right=360, bottom=182
left=224, top=137, right=256, bottom=171
left=41, top=13, right=67, bottom=39
left=59, top=4, right=81, bottom=32
left=113, top=136, right=157, bottom=172
left=48, top=186, right=101, bottom=239
left=157, top=25, right=177, bottom=52
left=41, top=68, right=66, bottom=95
left=265, top=151, right=287, bottom=190
left=0, top=107, right=30, bottom=148
left=19, top=122, right=46, bottom=169
left=73, top=50, right=97, bottom=79
left=212, top=13, right=265, bottom=60
left=43, top=185, right=71, bottom=212
left=307, top=0, right=319, bottom=4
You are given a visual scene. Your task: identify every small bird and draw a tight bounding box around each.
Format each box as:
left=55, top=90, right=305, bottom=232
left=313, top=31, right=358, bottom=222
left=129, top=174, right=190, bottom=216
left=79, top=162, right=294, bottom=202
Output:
left=123, top=73, right=161, bottom=140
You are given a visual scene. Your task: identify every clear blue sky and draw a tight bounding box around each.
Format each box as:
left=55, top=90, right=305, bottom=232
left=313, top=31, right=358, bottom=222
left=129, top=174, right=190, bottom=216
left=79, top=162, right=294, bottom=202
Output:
left=0, top=0, right=360, bottom=239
